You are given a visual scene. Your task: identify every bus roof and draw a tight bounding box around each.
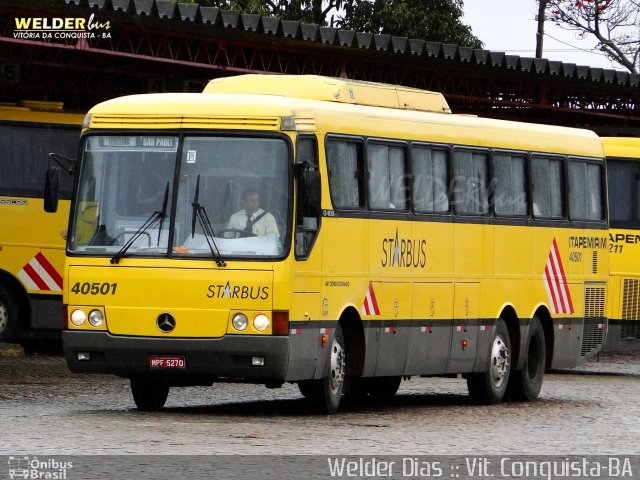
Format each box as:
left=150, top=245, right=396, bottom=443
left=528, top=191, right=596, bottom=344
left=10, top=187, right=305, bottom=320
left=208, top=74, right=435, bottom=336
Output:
left=0, top=101, right=84, bottom=126
left=602, top=137, right=640, bottom=159
left=203, top=74, right=452, bottom=114
left=87, top=75, right=603, bottom=158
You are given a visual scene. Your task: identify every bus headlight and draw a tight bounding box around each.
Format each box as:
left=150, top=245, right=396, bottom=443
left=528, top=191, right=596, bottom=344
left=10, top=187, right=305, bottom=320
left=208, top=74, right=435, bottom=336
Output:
left=232, top=313, right=248, bottom=331
left=88, top=309, right=104, bottom=327
left=253, top=314, right=270, bottom=332
left=70, top=309, right=87, bottom=327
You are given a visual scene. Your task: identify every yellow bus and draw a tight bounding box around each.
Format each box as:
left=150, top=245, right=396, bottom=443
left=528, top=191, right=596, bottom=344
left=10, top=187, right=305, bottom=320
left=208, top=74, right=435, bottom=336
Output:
left=53, top=75, right=608, bottom=413
left=0, top=102, right=82, bottom=342
left=603, top=137, right=640, bottom=351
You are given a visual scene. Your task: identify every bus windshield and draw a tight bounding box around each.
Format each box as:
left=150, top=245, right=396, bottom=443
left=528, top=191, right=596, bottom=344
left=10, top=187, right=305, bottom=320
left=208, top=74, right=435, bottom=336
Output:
left=68, top=134, right=290, bottom=259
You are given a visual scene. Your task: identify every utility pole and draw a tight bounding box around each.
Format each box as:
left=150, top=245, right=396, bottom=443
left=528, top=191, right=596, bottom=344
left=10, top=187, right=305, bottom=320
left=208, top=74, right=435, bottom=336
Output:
left=536, top=0, right=548, bottom=58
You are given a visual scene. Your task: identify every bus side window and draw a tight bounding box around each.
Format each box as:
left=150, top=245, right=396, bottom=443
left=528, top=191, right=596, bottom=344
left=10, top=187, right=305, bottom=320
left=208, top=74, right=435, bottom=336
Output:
left=295, top=135, right=320, bottom=259
left=452, top=149, right=489, bottom=215
left=531, top=156, right=564, bottom=218
left=607, top=161, right=637, bottom=226
left=568, top=159, right=604, bottom=221
left=367, top=142, right=408, bottom=210
left=326, top=137, right=365, bottom=209
left=493, top=153, right=528, bottom=216
left=412, top=145, right=449, bottom=213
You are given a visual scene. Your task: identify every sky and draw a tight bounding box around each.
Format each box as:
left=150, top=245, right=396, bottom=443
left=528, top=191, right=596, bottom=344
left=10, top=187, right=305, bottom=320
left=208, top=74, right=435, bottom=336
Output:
left=462, top=0, right=618, bottom=70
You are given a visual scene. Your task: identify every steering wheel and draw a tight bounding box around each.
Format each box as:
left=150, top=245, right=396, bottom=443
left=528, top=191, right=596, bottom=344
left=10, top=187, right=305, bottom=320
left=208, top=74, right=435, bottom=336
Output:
left=217, top=228, right=256, bottom=238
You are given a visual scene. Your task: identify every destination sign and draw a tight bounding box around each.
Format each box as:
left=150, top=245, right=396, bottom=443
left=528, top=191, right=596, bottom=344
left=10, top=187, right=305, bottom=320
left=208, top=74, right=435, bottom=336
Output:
left=91, top=136, right=178, bottom=151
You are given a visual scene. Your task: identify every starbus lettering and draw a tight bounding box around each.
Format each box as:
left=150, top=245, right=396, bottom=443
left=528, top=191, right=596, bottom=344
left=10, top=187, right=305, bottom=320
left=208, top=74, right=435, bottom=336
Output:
left=381, top=228, right=427, bottom=268
left=207, top=281, right=269, bottom=300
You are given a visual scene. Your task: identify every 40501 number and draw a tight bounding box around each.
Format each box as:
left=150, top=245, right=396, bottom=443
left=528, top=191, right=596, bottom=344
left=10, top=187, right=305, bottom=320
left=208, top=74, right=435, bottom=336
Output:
left=71, top=282, right=118, bottom=295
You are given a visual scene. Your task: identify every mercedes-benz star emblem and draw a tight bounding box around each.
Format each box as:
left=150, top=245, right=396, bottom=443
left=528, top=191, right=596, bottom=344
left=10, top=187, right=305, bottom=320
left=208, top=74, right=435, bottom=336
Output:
left=157, top=313, right=176, bottom=333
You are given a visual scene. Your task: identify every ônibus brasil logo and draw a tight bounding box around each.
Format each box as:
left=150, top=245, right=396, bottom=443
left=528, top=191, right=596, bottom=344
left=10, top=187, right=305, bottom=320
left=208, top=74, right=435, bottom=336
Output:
left=8, top=456, right=73, bottom=479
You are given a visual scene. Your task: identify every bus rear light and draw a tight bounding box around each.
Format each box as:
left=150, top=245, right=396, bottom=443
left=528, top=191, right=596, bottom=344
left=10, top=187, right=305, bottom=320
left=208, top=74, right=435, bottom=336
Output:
left=272, top=310, right=289, bottom=336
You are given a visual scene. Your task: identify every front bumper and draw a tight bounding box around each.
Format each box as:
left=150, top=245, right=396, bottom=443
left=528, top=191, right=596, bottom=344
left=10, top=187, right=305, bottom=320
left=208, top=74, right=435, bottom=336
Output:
left=62, top=330, right=290, bottom=383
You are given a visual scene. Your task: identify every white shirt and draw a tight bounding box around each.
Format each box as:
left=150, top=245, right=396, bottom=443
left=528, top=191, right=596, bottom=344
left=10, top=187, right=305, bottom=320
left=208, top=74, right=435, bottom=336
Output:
left=227, top=208, right=280, bottom=237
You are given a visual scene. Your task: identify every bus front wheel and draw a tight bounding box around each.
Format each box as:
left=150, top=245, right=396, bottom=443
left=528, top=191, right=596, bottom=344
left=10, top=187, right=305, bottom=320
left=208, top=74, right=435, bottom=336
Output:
left=298, top=324, right=346, bottom=414
left=130, top=377, right=170, bottom=411
left=0, top=285, right=18, bottom=342
left=467, top=319, right=511, bottom=404
left=507, top=316, right=546, bottom=401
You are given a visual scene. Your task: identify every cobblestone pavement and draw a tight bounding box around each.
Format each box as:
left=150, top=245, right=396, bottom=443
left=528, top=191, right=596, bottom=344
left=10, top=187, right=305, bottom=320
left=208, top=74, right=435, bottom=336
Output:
left=0, top=352, right=638, bottom=456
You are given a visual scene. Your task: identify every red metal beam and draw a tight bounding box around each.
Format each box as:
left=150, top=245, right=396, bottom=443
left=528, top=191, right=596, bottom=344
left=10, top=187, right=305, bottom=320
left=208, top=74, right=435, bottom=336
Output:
left=1, top=5, right=639, bottom=128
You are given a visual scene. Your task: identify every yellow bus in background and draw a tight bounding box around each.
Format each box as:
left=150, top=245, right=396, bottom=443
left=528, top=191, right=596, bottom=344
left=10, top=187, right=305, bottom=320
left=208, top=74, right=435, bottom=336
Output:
left=0, top=102, right=82, bottom=342
left=54, top=75, right=608, bottom=413
left=603, top=137, right=640, bottom=351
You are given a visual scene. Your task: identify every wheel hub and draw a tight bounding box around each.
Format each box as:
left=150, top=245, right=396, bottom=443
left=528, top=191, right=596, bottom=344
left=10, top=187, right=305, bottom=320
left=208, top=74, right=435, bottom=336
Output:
left=329, top=337, right=345, bottom=394
left=0, top=301, right=8, bottom=334
left=490, top=334, right=509, bottom=387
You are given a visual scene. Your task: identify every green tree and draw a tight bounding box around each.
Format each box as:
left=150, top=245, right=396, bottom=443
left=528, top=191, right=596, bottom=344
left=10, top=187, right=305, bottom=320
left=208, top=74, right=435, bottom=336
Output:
left=183, top=0, right=346, bottom=25
left=337, top=0, right=482, bottom=48
left=183, top=0, right=482, bottom=48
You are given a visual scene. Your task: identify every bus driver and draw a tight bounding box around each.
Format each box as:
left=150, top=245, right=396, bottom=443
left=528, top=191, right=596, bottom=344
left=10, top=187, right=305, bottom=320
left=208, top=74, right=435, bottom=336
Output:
left=226, top=190, right=280, bottom=238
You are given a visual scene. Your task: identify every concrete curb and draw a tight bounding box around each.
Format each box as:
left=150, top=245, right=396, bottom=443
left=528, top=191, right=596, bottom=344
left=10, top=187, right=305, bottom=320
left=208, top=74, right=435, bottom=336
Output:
left=0, top=342, right=25, bottom=357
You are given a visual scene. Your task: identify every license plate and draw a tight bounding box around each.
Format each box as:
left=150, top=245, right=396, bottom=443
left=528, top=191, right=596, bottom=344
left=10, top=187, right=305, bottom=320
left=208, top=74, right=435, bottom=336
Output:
left=149, top=355, right=186, bottom=369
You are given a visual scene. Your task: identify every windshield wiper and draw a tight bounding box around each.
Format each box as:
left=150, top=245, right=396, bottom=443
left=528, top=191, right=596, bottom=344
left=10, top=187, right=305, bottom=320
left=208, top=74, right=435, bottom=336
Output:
left=191, top=175, right=226, bottom=267
left=110, top=182, right=169, bottom=265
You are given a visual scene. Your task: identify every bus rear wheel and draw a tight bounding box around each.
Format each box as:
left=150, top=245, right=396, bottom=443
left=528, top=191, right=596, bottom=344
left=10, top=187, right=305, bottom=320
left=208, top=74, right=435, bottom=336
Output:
left=130, top=377, right=170, bottom=411
left=0, top=285, right=18, bottom=342
left=507, top=316, right=545, bottom=401
left=467, top=318, right=511, bottom=404
left=298, top=324, right=346, bottom=414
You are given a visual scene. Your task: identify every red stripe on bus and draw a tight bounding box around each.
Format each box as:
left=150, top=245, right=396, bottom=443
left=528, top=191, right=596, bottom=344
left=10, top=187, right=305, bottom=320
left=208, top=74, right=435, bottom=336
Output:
left=23, top=263, right=49, bottom=291
left=35, top=252, right=63, bottom=289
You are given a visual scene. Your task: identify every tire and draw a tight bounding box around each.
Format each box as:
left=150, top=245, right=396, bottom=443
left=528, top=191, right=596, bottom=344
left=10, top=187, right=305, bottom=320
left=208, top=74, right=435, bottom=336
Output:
left=0, top=285, right=19, bottom=342
left=130, top=377, right=170, bottom=411
left=507, top=316, right=546, bottom=401
left=467, top=318, right=511, bottom=404
left=300, top=324, right=346, bottom=414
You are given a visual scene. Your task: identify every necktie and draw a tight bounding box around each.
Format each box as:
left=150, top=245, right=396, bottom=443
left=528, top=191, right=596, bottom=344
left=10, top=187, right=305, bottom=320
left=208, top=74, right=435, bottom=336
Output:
left=244, top=214, right=253, bottom=233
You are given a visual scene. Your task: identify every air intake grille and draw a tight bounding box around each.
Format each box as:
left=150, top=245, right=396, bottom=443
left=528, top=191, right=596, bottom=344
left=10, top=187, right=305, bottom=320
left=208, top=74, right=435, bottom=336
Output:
left=622, top=278, right=640, bottom=320
left=90, top=114, right=280, bottom=129
left=585, top=286, right=605, bottom=318
left=581, top=285, right=606, bottom=357
left=581, top=319, right=605, bottom=357
left=592, top=251, right=598, bottom=274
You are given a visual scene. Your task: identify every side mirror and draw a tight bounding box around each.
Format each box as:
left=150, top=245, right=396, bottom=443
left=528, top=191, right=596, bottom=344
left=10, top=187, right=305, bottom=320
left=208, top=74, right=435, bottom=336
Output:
left=299, top=167, right=321, bottom=217
left=44, top=167, right=60, bottom=213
